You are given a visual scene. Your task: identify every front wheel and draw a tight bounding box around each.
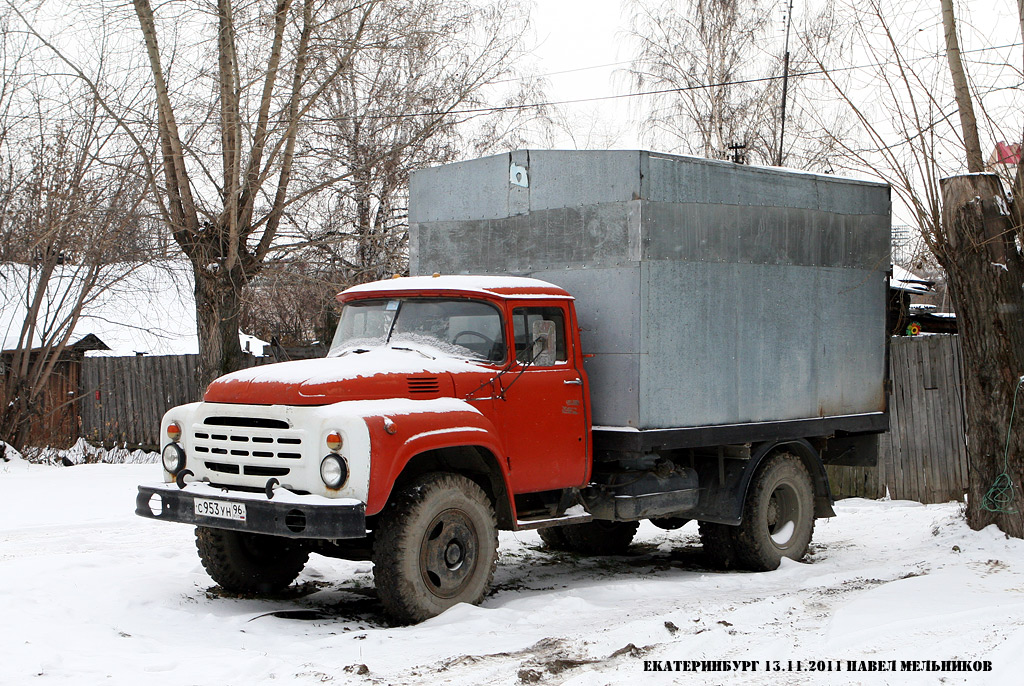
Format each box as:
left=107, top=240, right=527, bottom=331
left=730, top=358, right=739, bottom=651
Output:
left=732, top=453, right=815, bottom=571
left=195, top=527, right=309, bottom=594
left=372, top=473, right=498, bottom=624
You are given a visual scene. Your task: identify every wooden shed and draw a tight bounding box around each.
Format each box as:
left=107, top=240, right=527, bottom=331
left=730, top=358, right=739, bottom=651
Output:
left=0, top=335, right=109, bottom=448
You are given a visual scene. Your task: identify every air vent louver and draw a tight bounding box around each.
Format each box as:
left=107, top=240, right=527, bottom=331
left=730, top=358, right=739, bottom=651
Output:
left=407, top=376, right=441, bottom=394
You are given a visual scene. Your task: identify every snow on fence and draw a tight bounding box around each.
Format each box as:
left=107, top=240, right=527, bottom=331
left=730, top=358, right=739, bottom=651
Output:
left=828, top=334, right=969, bottom=504
left=75, top=337, right=969, bottom=504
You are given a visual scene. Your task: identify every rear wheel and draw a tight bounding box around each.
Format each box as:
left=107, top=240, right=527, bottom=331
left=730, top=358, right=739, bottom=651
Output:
left=732, top=453, right=815, bottom=571
left=698, top=521, right=739, bottom=569
left=373, top=473, right=498, bottom=624
left=537, top=525, right=572, bottom=551
left=195, top=527, right=309, bottom=594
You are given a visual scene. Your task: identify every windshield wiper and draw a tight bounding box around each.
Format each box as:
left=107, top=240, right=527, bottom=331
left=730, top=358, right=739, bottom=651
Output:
left=390, top=345, right=435, bottom=360
left=337, top=348, right=371, bottom=356
left=464, top=341, right=542, bottom=401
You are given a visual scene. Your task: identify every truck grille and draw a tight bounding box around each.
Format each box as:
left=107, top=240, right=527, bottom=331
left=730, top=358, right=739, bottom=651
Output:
left=190, top=414, right=305, bottom=484
left=204, top=415, right=289, bottom=429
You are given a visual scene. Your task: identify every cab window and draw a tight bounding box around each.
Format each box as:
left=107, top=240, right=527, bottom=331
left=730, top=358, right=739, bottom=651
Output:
left=512, top=306, right=567, bottom=365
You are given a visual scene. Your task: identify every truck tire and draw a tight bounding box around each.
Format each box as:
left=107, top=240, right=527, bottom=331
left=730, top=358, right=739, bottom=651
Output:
left=537, top=525, right=572, bottom=551
left=195, top=527, right=309, bottom=594
left=544, top=520, right=639, bottom=555
left=731, top=453, right=815, bottom=571
left=698, top=521, right=740, bottom=569
left=373, top=473, right=498, bottom=624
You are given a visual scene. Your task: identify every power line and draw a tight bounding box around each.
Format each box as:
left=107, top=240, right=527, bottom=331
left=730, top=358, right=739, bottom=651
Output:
left=1, top=41, right=1020, bottom=127
left=313, top=40, right=1023, bottom=121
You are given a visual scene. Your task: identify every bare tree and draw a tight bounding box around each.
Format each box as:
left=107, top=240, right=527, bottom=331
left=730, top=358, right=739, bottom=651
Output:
left=624, top=0, right=843, bottom=169
left=936, top=1, right=1024, bottom=536
left=238, top=0, right=544, bottom=346
left=0, top=97, right=151, bottom=449
left=312, top=0, right=542, bottom=284
left=239, top=262, right=336, bottom=347
left=808, top=0, right=1024, bottom=534
left=100, top=0, right=393, bottom=389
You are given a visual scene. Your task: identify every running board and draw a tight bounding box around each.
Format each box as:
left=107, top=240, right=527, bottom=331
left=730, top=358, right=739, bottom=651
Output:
left=514, top=511, right=593, bottom=531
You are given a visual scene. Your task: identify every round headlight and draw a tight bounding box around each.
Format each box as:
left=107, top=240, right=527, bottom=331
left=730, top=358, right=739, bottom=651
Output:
left=162, top=443, right=185, bottom=474
left=325, top=431, right=343, bottom=452
left=320, top=454, right=348, bottom=489
left=166, top=421, right=182, bottom=442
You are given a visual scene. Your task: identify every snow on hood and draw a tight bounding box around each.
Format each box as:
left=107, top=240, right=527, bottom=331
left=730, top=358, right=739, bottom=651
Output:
left=204, top=346, right=496, bottom=405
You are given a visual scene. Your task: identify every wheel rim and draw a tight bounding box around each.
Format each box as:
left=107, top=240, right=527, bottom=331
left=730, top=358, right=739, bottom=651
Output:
left=766, top=482, right=802, bottom=548
left=418, top=507, right=479, bottom=599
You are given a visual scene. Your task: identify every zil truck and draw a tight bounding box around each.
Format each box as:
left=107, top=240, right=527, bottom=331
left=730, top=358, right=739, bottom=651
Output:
left=137, top=150, right=891, bottom=624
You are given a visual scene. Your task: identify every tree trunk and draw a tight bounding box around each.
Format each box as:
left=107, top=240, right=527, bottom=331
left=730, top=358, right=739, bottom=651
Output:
left=941, top=0, right=984, bottom=173
left=939, top=174, right=1024, bottom=535
left=0, top=377, right=32, bottom=450
left=194, top=264, right=248, bottom=392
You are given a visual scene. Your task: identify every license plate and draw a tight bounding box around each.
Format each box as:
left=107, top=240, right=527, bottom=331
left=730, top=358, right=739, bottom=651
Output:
left=194, top=498, right=247, bottom=522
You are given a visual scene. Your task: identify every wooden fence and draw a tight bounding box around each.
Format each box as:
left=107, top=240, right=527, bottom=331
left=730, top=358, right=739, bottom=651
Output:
left=827, top=334, right=969, bottom=504
left=79, top=354, right=267, bottom=448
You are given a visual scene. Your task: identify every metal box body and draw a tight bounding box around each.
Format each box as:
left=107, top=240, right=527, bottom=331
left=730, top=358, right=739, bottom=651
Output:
left=410, top=150, right=890, bottom=430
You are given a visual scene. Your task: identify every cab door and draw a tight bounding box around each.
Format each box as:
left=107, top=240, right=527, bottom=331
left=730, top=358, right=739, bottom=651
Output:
left=498, top=303, right=589, bottom=493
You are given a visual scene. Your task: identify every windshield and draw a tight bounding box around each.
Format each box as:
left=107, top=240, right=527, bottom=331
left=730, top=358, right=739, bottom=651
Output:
left=329, top=298, right=506, bottom=363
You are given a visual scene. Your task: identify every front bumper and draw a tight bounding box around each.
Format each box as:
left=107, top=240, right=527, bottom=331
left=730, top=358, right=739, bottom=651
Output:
left=136, top=483, right=366, bottom=540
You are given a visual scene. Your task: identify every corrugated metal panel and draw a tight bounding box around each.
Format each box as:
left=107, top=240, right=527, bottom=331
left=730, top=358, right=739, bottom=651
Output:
left=638, top=261, right=886, bottom=429
left=410, top=149, right=891, bottom=431
left=532, top=266, right=643, bottom=427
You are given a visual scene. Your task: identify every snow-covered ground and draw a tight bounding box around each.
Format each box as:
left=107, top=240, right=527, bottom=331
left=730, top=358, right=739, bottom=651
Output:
left=3, top=456, right=1023, bottom=685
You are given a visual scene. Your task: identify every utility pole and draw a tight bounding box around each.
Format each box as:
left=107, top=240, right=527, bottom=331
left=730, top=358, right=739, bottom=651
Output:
left=776, top=0, right=794, bottom=167
left=727, top=142, right=747, bottom=165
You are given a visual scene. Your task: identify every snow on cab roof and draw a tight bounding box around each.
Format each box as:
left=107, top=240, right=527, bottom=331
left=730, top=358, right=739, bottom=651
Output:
left=339, top=274, right=573, bottom=301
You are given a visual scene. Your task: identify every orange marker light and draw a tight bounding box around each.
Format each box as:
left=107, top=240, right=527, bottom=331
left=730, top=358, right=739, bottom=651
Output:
left=326, top=431, right=343, bottom=452
left=166, top=421, right=182, bottom=442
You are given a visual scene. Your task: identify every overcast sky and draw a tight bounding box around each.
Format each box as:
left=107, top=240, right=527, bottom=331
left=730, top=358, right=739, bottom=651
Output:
left=530, top=0, right=642, bottom=148
left=526, top=0, right=1022, bottom=160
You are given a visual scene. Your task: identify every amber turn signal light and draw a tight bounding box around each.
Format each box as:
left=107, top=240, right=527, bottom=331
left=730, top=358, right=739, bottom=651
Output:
left=326, top=431, right=343, bottom=452
left=166, top=421, right=182, bottom=442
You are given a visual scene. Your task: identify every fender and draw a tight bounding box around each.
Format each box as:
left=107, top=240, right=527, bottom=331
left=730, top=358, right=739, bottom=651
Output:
left=733, top=438, right=835, bottom=522
left=360, top=400, right=511, bottom=516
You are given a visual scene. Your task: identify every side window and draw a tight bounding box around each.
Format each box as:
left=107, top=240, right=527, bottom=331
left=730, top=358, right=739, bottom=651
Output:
left=512, top=306, right=567, bottom=365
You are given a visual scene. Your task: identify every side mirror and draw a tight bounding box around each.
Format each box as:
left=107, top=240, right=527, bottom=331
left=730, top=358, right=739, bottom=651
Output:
left=530, top=320, right=557, bottom=366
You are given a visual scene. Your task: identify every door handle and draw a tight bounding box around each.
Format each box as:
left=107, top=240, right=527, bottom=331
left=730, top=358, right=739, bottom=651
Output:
left=564, top=378, right=583, bottom=385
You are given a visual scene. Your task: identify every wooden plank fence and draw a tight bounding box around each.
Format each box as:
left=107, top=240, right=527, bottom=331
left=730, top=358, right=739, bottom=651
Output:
left=827, top=335, right=969, bottom=504
left=79, top=355, right=268, bottom=448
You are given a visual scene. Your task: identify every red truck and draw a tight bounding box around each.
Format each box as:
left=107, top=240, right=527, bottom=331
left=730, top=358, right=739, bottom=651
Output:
left=138, top=151, right=890, bottom=623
